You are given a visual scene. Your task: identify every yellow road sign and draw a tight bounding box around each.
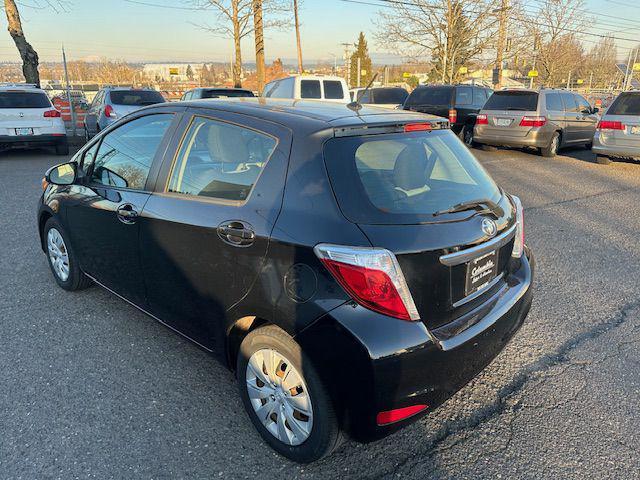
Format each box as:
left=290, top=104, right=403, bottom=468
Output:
left=576, top=79, right=584, bottom=84
left=458, top=66, right=468, bottom=74
left=402, top=72, right=411, bottom=78
left=169, top=67, right=179, bottom=75
left=634, top=63, right=640, bottom=72
left=527, top=70, right=538, bottom=78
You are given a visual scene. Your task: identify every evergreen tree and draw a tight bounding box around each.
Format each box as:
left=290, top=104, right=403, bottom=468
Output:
left=186, top=64, right=194, bottom=80
left=350, top=32, right=373, bottom=88
left=200, top=64, right=209, bottom=84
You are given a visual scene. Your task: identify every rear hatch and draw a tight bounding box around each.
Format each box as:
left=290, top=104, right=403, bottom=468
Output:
left=109, top=89, right=165, bottom=117
left=0, top=90, right=56, bottom=135
left=404, top=86, right=454, bottom=120
left=323, top=124, right=517, bottom=332
left=598, top=93, right=640, bottom=149
left=480, top=91, right=540, bottom=137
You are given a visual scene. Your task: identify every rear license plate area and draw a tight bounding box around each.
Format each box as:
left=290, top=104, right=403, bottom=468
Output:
left=495, top=118, right=512, bottom=127
left=631, top=126, right=640, bottom=135
left=15, top=127, right=33, bottom=136
left=465, top=250, right=498, bottom=296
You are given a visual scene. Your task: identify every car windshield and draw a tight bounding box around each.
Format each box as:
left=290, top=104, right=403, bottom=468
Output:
left=406, top=87, right=453, bottom=106
left=0, top=92, right=50, bottom=108
left=607, top=93, right=640, bottom=115
left=110, top=90, right=165, bottom=106
left=202, top=89, right=254, bottom=98
left=484, top=91, right=538, bottom=111
left=324, top=129, right=501, bottom=225
left=373, top=88, right=408, bottom=104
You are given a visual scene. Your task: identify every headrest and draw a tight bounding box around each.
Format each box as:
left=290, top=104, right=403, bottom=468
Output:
left=393, top=143, right=432, bottom=191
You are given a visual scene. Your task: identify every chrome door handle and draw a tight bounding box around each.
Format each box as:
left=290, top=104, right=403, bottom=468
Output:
left=116, top=203, right=139, bottom=224
left=217, top=221, right=255, bottom=247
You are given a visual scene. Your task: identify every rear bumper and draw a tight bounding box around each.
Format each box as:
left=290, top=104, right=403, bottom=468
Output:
left=592, top=135, right=640, bottom=159
left=474, top=126, right=552, bottom=148
left=298, top=248, right=534, bottom=442
left=0, top=134, right=67, bottom=148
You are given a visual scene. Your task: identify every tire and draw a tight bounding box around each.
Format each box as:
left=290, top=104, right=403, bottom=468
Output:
left=237, top=325, right=341, bottom=463
left=461, top=125, right=476, bottom=147
left=541, top=132, right=560, bottom=158
left=55, top=141, right=69, bottom=156
left=481, top=144, right=498, bottom=152
left=596, top=155, right=612, bottom=165
left=43, top=217, right=92, bottom=291
left=585, top=142, right=593, bottom=150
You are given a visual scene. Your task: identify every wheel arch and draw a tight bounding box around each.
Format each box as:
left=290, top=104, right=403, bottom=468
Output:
left=226, top=315, right=270, bottom=372
left=38, top=210, right=53, bottom=252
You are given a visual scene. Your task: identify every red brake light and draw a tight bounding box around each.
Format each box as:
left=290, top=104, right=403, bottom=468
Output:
left=376, top=405, right=428, bottom=425
left=43, top=109, right=61, bottom=118
left=448, top=108, right=457, bottom=124
left=597, top=120, right=624, bottom=130
left=104, top=104, right=116, bottom=118
left=404, top=123, right=431, bottom=132
left=519, top=116, right=546, bottom=127
left=313, top=244, right=419, bottom=321
left=476, top=114, right=488, bottom=125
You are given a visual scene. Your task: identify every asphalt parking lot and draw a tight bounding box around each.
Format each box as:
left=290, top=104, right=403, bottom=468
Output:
left=2, top=144, right=640, bottom=479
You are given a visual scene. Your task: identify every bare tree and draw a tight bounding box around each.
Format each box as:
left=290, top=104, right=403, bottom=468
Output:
left=3, top=0, right=70, bottom=86
left=188, top=0, right=289, bottom=88
left=374, top=0, right=500, bottom=84
left=585, top=37, right=617, bottom=89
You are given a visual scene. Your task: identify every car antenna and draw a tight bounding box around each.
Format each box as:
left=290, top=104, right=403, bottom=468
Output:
left=347, top=73, right=379, bottom=112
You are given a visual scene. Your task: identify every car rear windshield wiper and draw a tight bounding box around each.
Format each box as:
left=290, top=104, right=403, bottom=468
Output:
left=433, top=198, right=504, bottom=218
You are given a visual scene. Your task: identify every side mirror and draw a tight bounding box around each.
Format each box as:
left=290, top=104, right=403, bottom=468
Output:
left=45, top=162, right=77, bottom=186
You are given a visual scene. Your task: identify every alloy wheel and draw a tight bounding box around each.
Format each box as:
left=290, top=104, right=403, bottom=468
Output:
left=246, top=348, right=313, bottom=446
left=464, top=127, right=473, bottom=146
left=47, top=228, right=70, bottom=282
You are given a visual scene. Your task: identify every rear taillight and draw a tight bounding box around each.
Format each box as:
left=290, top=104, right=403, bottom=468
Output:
left=476, top=114, right=488, bottom=125
left=597, top=120, right=624, bottom=130
left=313, top=244, right=419, bottom=321
left=43, top=109, right=61, bottom=118
left=519, top=116, right=546, bottom=127
left=511, top=195, right=524, bottom=258
left=404, top=123, right=432, bottom=132
left=448, top=108, right=457, bottom=124
left=104, top=104, right=116, bottom=118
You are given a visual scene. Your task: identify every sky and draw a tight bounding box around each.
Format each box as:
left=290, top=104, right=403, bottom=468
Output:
left=1, top=0, right=639, bottom=65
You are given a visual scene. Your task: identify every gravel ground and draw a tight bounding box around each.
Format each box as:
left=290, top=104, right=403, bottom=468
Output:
left=1, top=145, right=639, bottom=479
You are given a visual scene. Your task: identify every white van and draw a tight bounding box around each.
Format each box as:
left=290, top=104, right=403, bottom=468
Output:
left=262, top=75, right=350, bottom=103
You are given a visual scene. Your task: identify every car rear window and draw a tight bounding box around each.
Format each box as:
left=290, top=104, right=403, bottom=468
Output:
left=109, top=90, right=165, bottom=106
left=405, top=87, right=453, bottom=106
left=607, top=93, right=640, bottom=115
left=372, top=88, right=408, bottom=104
left=323, top=80, right=344, bottom=99
left=484, top=91, right=539, bottom=111
left=202, top=89, right=254, bottom=98
left=0, top=91, right=51, bottom=108
left=300, top=80, right=321, bottom=99
left=324, top=129, right=501, bottom=224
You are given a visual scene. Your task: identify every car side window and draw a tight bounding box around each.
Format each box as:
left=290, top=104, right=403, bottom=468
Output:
left=455, top=87, right=473, bottom=106
left=300, top=80, right=321, bottom=99
left=90, top=114, right=173, bottom=190
left=323, top=80, right=344, bottom=100
left=269, top=77, right=294, bottom=98
left=545, top=93, right=563, bottom=112
left=91, top=91, right=103, bottom=108
left=561, top=92, right=578, bottom=113
left=167, top=116, right=277, bottom=202
left=359, top=90, right=371, bottom=103
left=575, top=95, right=592, bottom=114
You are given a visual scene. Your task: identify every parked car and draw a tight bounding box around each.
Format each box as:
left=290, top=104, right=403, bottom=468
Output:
left=181, top=87, right=255, bottom=100
left=592, top=91, right=640, bottom=165
left=403, top=84, right=493, bottom=145
left=38, top=99, right=534, bottom=463
left=83, top=87, right=165, bottom=140
left=263, top=75, right=350, bottom=103
left=474, top=89, right=598, bottom=157
left=0, top=83, right=68, bottom=155
left=349, top=86, right=408, bottom=109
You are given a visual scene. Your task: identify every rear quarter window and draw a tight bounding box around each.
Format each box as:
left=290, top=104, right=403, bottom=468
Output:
left=406, top=87, right=453, bottom=106
left=323, top=81, right=344, bottom=100
left=484, top=91, right=539, bottom=111
left=607, top=94, right=640, bottom=115
left=0, top=92, right=51, bottom=108
left=300, top=80, right=321, bottom=99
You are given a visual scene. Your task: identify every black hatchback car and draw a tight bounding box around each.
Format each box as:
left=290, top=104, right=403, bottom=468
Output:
left=38, top=99, right=534, bottom=463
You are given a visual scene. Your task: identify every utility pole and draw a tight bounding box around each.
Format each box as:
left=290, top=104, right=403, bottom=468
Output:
left=357, top=57, right=361, bottom=87
left=623, top=49, right=633, bottom=92
left=626, top=48, right=638, bottom=91
left=494, top=0, right=509, bottom=89
left=252, top=0, right=265, bottom=93
left=341, top=42, right=352, bottom=85
left=62, top=45, right=76, bottom=138
left=441, top=1, right=450, bottom=83
left=588, top=71, right=593, bottom=92
left=566, top=71, right=571, bottom=90
left=293, top=0, right=303, bottom=74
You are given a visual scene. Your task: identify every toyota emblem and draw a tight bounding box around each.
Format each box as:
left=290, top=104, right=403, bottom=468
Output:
left=481, top=218, right=497, bottom=237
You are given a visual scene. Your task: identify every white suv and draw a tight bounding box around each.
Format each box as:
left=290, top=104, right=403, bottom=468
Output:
left=262, top=75, right=350, bottom=103
left=0, top=84, right=68, bottom=155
